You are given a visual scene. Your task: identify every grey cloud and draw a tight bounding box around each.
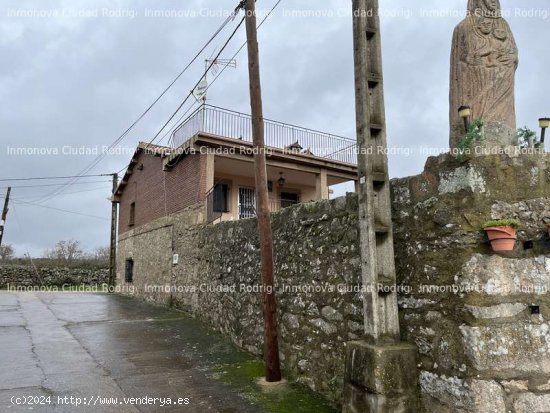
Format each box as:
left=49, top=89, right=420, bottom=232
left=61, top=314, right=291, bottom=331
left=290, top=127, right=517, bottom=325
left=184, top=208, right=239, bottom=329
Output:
left=1, top=0, right=548, bottom=255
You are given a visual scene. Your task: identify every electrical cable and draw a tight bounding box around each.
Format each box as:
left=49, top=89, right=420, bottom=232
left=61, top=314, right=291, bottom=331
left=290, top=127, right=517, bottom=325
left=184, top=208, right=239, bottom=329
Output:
left=12, top=199, right=109, bottom=221
left=161, top=0, right=283, bottom=147
left=34, top=1, right=247, bottom=203
left=11, top=185, right=111, bottom=201
left=0, top=174, right=111, bottom=182
left=0, top=180, right=110, bottom=190
left=145, top=14, right=247, bottom=148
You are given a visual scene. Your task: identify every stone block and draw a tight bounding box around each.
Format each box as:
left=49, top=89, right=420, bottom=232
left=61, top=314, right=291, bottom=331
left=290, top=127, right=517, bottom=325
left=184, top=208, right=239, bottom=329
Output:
left=459, top=254, right=550, bottom=296
left=342, top=383, right=422, bottom=413
left=465, top=303, right=527, bottom=319
left=460, top=323, right=550, bottom=374
left=514, top=392, right=550, bottom=413
left=419, top=372, right=506, bottom=412
left=345, top=341, right=418, bottom=396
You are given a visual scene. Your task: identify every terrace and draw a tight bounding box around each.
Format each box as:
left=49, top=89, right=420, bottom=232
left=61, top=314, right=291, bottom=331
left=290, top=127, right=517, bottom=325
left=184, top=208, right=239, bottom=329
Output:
left=170, top=104, right=357, bottom=165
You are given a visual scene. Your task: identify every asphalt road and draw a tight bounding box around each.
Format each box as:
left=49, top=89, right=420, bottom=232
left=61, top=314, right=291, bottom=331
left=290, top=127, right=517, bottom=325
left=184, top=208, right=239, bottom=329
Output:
left=0, top=291, right=282, bottom=413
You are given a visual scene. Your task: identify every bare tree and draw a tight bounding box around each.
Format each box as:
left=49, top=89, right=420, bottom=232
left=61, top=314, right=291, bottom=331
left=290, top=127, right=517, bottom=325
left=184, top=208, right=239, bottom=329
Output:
left=91, top=246, right=110, bottom=262
left=0, top=244, right=15, bottom=261
left=45, top=239, right=83, bottom=262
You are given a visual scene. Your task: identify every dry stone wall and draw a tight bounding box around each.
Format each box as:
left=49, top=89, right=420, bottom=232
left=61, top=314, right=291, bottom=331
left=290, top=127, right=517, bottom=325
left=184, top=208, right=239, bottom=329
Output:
left=117, top=153, right=550, bottom=411
left=0, top=264, right=108, bottom=288
left=392, top=153, right=550, bottom=413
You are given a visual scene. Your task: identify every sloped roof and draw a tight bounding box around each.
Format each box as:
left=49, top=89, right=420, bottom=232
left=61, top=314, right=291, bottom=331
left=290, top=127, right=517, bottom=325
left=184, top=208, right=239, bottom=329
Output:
left=114, top=142, right=171, bottom=198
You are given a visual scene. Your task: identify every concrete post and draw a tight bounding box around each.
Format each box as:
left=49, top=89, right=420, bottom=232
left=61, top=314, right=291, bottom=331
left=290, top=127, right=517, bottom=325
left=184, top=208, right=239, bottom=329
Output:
left=343, top=1, right=420, bottom=411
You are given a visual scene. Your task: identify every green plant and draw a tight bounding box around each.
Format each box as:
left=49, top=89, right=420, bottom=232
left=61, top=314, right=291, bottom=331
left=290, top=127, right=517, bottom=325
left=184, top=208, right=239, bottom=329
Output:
left=456, top=119, right=484, bottom=161
left=482, top=219, right=521, bottom=229
left=517, top=126, right=539, bottom=148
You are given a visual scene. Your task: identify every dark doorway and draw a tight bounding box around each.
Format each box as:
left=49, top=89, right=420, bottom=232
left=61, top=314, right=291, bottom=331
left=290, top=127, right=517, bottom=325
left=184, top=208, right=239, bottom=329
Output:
left=125, top=258, right=134, bottom=283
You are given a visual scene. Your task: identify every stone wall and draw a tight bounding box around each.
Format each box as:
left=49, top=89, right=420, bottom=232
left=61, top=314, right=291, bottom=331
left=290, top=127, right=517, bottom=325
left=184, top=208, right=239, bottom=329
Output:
left=0, top=264, right=108, bottom=288
left=117, top=153, right=550, bottom=411
left=117, top=196, right=362, bottom=402
left=116, top=202, right=206, bottom=304
left=189, top=195, right=363, bottom=401
left=392, top=153, right=550, bottom=412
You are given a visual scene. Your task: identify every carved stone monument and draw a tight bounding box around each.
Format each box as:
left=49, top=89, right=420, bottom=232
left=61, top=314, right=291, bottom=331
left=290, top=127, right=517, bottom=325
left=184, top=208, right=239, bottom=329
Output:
left=450, top=0, right=519, bottom=149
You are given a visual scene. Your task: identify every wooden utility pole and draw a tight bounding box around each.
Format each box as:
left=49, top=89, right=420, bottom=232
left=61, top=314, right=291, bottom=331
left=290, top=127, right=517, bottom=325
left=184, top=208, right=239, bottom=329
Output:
left=244, top=0, right=282, bottom=382
left=108, top=173, right=118, bottom=288
left=0, top=187, right=11, bottom=247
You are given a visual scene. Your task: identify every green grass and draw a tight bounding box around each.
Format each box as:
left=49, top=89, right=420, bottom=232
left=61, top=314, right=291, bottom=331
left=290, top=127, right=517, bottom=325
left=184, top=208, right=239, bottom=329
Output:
left=213, top=360, right=338, bottom=413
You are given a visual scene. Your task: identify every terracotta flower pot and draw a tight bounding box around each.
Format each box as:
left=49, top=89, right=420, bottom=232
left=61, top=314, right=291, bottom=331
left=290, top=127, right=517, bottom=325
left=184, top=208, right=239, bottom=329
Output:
left=484, top=226, right=517, bottom=252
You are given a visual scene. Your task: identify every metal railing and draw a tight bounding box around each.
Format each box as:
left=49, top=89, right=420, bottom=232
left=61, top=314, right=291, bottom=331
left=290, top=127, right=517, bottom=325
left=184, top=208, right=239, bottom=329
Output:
left=171, top=105, right=357, bottom=165
left=205, top=192, right=300, bottom=225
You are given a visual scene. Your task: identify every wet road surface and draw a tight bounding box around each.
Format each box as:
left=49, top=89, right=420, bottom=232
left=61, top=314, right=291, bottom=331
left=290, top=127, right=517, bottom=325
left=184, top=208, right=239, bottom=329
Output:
left=0, top=292, right=325, bottom=413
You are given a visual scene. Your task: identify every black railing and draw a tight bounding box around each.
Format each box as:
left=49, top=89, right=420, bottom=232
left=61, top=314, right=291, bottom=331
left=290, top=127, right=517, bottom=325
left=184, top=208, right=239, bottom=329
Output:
left=205, top=193, right=300, bottom=224
left=171, top=105, right=357, bottom=165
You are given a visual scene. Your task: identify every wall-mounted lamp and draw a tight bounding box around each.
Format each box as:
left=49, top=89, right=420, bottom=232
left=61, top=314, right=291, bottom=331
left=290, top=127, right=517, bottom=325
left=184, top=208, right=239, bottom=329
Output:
left=539, top=117, right=550, bottom=145
left=458, top=106, right=472, bottom=132
left=278, top=173, right=286, bottom=187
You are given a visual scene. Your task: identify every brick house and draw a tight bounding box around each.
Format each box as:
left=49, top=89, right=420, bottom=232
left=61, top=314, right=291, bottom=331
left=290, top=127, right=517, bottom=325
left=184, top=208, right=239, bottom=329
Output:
left=114, top=105, right=358, bottom=234
left=114, top=104, right=358, bottom=296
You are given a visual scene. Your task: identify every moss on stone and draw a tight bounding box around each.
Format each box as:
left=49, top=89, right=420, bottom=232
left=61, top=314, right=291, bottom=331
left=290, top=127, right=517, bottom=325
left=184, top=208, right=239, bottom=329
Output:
left=213, top=360, right=338, bottom=413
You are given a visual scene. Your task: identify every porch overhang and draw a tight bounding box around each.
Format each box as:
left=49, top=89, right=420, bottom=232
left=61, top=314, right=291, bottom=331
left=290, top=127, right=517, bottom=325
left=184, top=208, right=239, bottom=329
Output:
left=193, top=132, right=358, bottom=182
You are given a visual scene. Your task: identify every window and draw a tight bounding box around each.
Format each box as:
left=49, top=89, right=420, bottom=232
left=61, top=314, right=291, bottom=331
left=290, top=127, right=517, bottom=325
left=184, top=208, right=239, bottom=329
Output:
left=129, top=202, right=135, bottom=226
left=124, top=259, right=134, bottom=283
left=280, top=192, right=299, bottom=209
left=213, top=184, right=229, bottom=213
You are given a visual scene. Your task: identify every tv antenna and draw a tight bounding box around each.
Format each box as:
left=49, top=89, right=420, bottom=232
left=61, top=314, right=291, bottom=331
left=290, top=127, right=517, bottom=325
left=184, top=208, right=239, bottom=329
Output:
left=193, top=58, right=237, bottom=103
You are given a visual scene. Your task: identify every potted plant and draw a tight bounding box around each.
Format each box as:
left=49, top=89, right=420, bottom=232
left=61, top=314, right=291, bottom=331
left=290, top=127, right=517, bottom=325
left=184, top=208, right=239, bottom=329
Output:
left=482, top=219, right=520, bottom=252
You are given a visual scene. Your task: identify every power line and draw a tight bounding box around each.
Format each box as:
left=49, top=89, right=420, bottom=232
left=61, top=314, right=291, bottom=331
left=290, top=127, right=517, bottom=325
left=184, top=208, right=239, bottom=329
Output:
left=0, top=180, right=110, bottom=190
left=12, top=199, right=109, bottom=221
left=146, top=15, right=247, bottom=148
left=0, top=174, right=111, bottom=182
left=106, top=0, right=283, bottom=175
left=37, top=2, right=246, bottom=203
left=11, top=185, right=111, bottom=201
left=161, top=0, right=283, bottom=147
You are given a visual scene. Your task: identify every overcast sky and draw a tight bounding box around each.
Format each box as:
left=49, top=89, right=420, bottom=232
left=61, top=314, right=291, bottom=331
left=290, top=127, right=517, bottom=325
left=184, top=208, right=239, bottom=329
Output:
left=1, top=0, right=549, bottom=257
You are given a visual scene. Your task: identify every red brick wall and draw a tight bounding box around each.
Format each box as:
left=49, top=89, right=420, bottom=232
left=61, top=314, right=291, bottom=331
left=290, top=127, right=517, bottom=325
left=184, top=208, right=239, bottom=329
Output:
left=118, top=153, right=206, bottom=234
